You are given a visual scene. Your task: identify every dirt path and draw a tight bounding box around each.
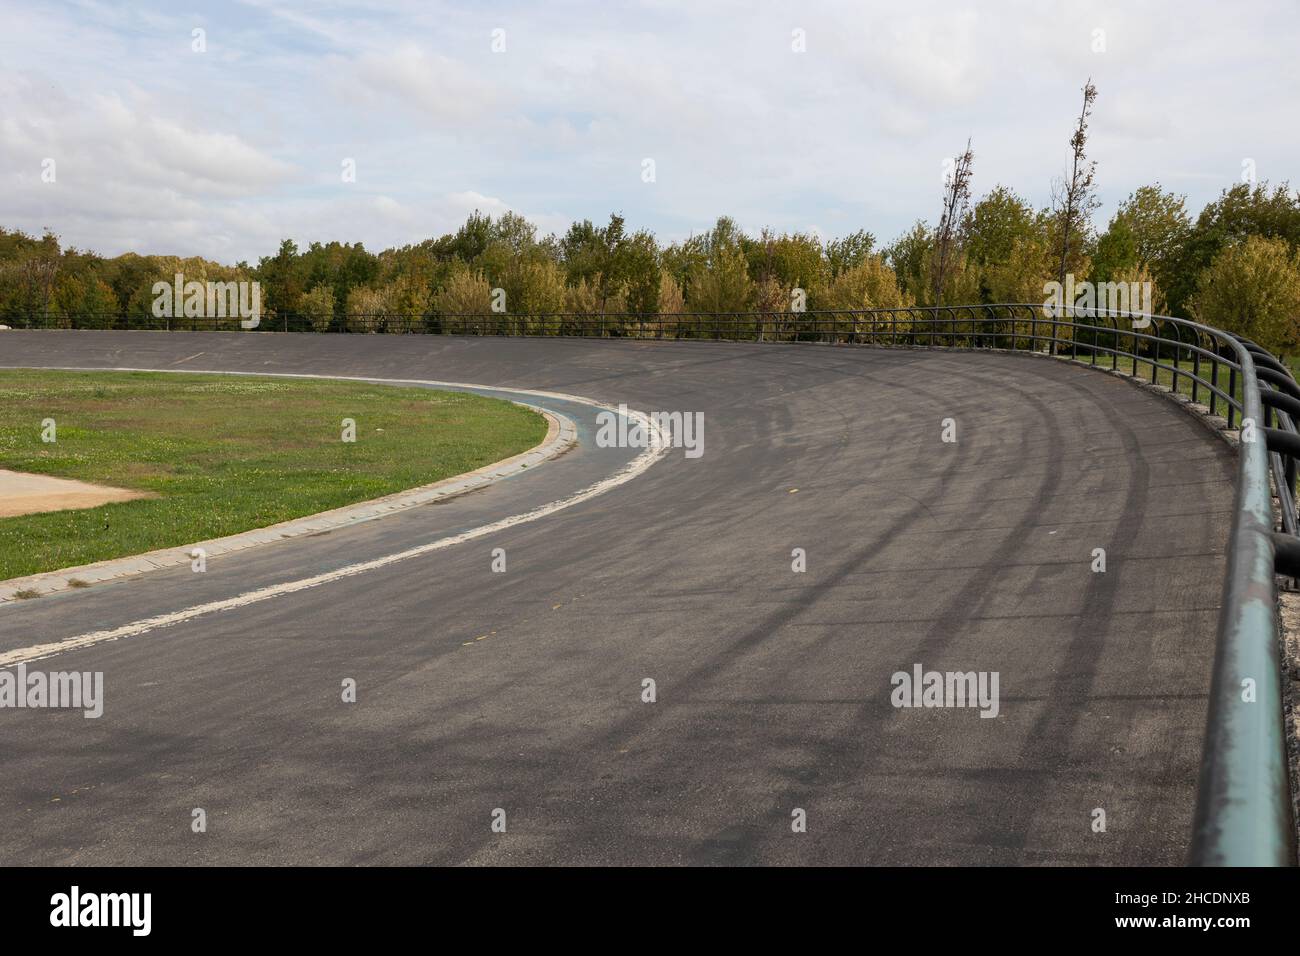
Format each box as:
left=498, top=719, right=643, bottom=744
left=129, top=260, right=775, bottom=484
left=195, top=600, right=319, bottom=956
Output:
left=0, top=469, right=148, bottom=517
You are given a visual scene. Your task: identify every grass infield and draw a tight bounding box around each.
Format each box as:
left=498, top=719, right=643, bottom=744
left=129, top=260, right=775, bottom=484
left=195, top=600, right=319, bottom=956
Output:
left=0, top=370, right=547, bottom=581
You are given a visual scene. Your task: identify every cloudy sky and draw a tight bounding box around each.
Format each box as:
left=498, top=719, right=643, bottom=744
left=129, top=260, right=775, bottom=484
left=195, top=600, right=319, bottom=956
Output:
left=2, top=0, right=1297, bottom=264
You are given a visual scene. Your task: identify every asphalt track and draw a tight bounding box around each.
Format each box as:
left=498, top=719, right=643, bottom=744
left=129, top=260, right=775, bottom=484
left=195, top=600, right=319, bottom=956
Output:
left=0, top=331, right=1236, bottom=865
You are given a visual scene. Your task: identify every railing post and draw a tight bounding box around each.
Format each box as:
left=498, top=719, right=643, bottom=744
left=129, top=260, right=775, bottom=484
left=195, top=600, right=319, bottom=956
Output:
left=1154, top=325, right=1164, bottom=385
left=1211, top=359, right=1219, bottom=417
left=1193, top=339, right=1201, bottom=404
left=1228, top=366, right=1237, bottom=428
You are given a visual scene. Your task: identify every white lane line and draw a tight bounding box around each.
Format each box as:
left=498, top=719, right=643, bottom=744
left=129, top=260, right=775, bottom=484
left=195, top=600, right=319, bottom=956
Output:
left=0, top=368, right=669, bottom=667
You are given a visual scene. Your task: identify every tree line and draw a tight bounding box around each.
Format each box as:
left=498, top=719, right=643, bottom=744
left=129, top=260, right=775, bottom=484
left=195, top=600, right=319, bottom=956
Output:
left=5, top=78, right=1300, bottom=356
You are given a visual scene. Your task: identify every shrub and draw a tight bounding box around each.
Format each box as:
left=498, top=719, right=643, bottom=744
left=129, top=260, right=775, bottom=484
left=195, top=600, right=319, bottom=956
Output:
left=300, top=283, right=336, bottom=332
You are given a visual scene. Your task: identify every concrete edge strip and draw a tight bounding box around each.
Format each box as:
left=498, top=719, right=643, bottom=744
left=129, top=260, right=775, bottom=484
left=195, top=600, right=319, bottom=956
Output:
left=0, top=369, right=582, bottom=603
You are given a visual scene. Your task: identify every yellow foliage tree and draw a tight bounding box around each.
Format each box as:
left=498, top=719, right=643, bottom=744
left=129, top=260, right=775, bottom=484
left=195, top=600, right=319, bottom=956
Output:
left=1189, top=235, right=1300, bottom=353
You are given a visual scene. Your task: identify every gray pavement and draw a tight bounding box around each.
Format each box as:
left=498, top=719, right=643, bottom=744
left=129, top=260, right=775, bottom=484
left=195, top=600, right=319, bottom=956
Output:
left=0, top=331, right=1235, bottom=865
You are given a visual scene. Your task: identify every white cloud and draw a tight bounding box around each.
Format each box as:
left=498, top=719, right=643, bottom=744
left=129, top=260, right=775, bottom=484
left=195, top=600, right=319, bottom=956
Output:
left=343, top=44, right=499, bottom=123
left=0, top=0, right=1296, bottom=262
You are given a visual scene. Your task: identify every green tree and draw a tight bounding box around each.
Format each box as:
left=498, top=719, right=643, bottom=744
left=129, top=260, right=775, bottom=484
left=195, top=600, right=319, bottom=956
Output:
left=558, top=213, right=647, bottom=312
left=255, top=239, right=307, bottom=315
left=620, top=230, right=661, bottom=314
left=559, top=219, right=602, bottom=285
left=302, top=241, right=379, bottom=313
left=509, top=259, right=567, bottom=321
left=747, top=230, right=826, bottom=306
left=883, top=222, right=932, bottom=303
left=1115, top=185, right=1189, bottom=276
left=447, top=211, right=496, bottom=261
left=48, top=273, right=116, bottom=327
left=101, top=253, right=158, bottom=317
left=824, top=230, right=874, bottom=277
left=1169, top=181, right=1300, bottom=315
left=661, top=234, right=708, bottom=292
left=687, top=220, right=753, bottom=313
left=1092, top=185, right=1189, bottom=300
left=1090, top=216, right=1138, bottom=284
left=965, top=187, right=1037, bottom=262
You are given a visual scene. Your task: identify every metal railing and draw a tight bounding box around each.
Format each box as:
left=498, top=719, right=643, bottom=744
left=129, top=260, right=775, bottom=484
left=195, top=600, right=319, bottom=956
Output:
left=7, top=302, right=1296, bottom=865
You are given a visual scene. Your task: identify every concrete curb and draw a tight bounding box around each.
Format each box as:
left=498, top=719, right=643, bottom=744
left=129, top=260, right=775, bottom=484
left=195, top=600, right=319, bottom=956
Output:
left=0, top=403, right=576, bottom=603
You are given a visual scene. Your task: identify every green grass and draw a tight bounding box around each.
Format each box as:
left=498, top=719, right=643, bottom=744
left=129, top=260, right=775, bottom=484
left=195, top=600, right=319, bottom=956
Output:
left=0, top=370, right=546, bottom=579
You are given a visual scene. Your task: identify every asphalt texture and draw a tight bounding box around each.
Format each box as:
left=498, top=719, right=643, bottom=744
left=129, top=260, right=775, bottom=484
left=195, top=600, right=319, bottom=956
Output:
left=0, top=331, right=1236, bottom=865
